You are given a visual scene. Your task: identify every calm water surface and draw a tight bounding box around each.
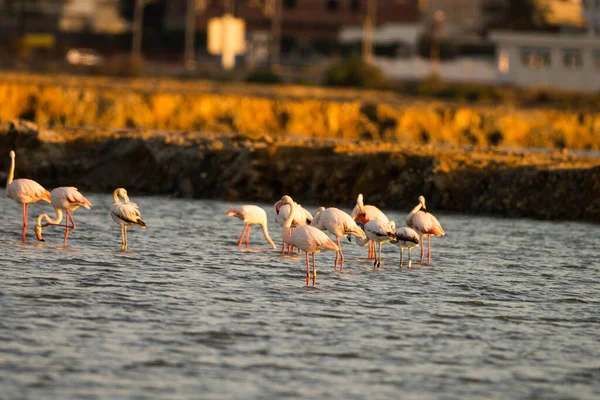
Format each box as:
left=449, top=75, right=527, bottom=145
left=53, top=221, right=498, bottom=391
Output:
left=0, top=190, right=599, bottom=399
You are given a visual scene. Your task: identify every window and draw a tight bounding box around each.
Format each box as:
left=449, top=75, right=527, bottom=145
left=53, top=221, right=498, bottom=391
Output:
left=350, top=0, right=360, bottom=13
left=520, top=47, right=551, bottom=69
left=284, top=0, right=296, bottom=9
left=326, top=0, right=339, bottom=11
left=594, top=50, right=600, bottom=69
left=563, top=49, right=582, bottom=69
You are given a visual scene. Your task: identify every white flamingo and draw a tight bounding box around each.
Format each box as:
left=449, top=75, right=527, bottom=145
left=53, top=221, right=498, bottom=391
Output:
left=351, top=193, right=389, bottom=259
left=356, top=220, right=396, bottom=268
left=280, top=195, right=339, bottom=286
left=110, top=188, right=147, bottom=250
left=274, top=198, right=312, bottom=254
left=311, top=206, right=366, bottom=271
left=226, top=205, right=276, bottom=249
left=393, top=227, right=420, bottom=268
left=34, top=187, right=92, bottom=246
left=406, top=195, right=445, bottom=264
left=6, top=150, right=51, bottom=242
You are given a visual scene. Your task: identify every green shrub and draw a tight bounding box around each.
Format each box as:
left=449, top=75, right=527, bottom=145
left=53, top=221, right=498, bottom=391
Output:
left=324, top=57, right=388, bottom=89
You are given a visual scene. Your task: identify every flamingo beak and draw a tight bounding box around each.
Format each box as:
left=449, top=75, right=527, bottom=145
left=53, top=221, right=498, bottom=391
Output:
left=34, top=225, right=45, bottom=242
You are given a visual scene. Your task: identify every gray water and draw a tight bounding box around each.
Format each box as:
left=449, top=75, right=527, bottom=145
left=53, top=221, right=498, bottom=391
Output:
left=1, top=190, right=599, bottom=400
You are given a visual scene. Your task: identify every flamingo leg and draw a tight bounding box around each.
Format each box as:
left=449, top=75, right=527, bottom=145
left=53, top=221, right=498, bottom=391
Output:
left=67, top=211, right=76, bottom=229
left=419, top=234, right=424, bottom=263
left=378, top=242, right=383, bottom=268
left=334, top=245, right=339, bottom=271
left=121, top=225, right=126, bottom=250
left=305, top=252, right=310, bottom=286
left=64, top=210, right=70, bottom=246
left=124, top=226, right=129, bottom=250
left=408, top=248, right=412, bottom=268
left=427, top=236, right=432, bottom=264
left=337, top=237, right=345, bottom=271
left=312, top=252, right=317, bottom=286
left=399, top=248, right=403, bottom=268
left=238, top=224, right=249, bottom=247
left=245, top=224, right=252, bottom=247
left=21, top=203, right=28, bottom=242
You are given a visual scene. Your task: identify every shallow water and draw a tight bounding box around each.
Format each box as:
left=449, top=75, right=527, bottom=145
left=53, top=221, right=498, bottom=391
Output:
left=1, top=190, right=599, bottom=399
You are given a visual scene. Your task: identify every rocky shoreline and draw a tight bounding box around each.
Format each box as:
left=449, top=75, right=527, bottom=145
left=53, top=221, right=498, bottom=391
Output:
left=1, top=120, right=599, bottom=223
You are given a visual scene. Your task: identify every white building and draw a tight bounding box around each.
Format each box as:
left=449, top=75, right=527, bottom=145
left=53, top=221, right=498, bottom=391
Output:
left=491, top=31, right=600, bottom=92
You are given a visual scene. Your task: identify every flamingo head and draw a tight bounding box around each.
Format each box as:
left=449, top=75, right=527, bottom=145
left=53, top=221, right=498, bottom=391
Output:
left=225, top=209, right=240, bottom=218
left=280, top=195, right=293, bottom=206
left=274, top=200, right=282, bottom=214
left=357, top=193, right=364, bottom=209
left=315, top=207, right=325, bottom=216
left=418, top=195, right=426, bottom=210
left=9, top=150, right=15, bottom=159
left=34, top=225, right=45, bottom=242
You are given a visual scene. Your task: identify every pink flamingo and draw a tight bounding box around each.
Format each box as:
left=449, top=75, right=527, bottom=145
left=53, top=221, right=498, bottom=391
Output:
left=274, top=198, right=312, bottom=254
left=311, top=206, right=366, bottom=271
left=34, top=187, right=92, bottom=246
left=351, top=193, right=389, bottom=259
left=5, top=150, right=51, bottom=242
left=226, top=205, right=276, bottom=249
left=406, top=195, right=445, bottom=264
left=280, top=195, right=339, bottom=286
left=110, top=188, right=147, bottom=250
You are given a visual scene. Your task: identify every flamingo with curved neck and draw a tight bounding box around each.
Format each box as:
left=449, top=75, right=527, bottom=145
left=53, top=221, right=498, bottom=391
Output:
left=111, top=188, right=147, bottom=250
left=280, top=195, right=338, bottom=286
left=406, top=195, right=445, bottom=264
left=34, top=187, right=92, bottom=246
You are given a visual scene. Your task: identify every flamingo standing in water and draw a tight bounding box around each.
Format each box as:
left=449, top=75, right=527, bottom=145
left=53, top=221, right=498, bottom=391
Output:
left=279, top=195, right=338, bottom=286
left=356, top=220, right=396, bottom=268
left=274, top=199, right=312, bottom=254
left=351, top=194, right=389, bottom=259
left=393, top=227, right=420, bottom=268
left=226, top=205, right=276, bottom=249
left=110, top=188, right=147, bottom=250
left=5, top=150, right=51, bottom=242
left=311, top=206, right=366, bottom=271
left=34, top=187, right=92, bottom=246
left=406, top=195, right=445, bottom=264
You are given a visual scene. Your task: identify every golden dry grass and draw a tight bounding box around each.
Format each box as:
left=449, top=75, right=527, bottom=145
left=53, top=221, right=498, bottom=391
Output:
left=1, top=73, right=599, bottom=150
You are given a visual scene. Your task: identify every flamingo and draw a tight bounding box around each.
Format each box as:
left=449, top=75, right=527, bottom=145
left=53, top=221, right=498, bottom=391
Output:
left=226, top=205, right=276, bottom=249
left=392, top=227, right=420, bottom=268
left=274, top=199, right=312, bottom=254
left=356, top=220, right=396, bottom=268
left=351, top=193, right=389, bottom=259
left=5, top=150, right=51, bottom=242
left=110, top=188, right=147, bottom=250
left=279, top=195, right=339, bottom=286
left=311, top=206, right=366, bottom=271
left=34, top=187, right=92, bottom=246
left=406, top=195, right=445, bottom=264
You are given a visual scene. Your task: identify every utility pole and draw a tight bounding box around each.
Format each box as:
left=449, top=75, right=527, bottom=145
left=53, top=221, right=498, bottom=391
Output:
left=185, top=0, right=207, bottom=70
left=131, top=0, right=145, bottom=60
left=362, top=0, right=377, bottom=63
left=269, top=0, right=281, bottom=69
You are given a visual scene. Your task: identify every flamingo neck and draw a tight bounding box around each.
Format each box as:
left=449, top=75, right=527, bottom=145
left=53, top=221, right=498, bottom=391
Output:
left=36, top=209, right=63, bottom=226
left=283, top=201, right=296, bottom=229
left=7, top=154, right=15, bottom=186
left=112, top=189, right=120, bottom=203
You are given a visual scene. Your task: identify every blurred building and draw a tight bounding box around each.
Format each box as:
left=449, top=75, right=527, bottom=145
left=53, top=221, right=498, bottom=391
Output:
left=0, top=0, right=127, bottom=36
left=164, top=0, right=420, bottom=39
left=492, top=1, right=598, bottom=92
